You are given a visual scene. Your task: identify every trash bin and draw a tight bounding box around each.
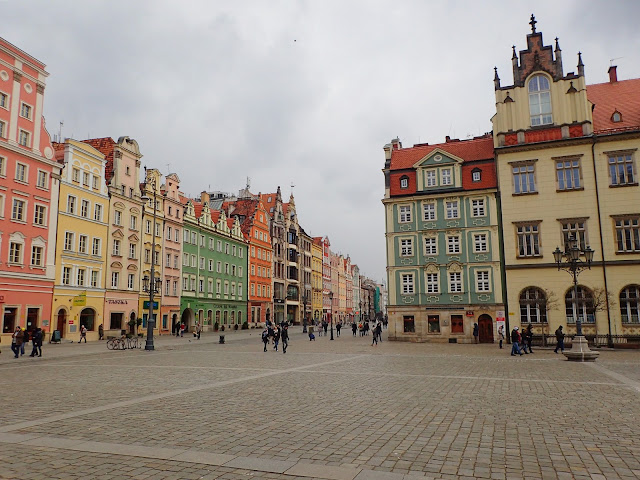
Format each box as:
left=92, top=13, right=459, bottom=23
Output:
left=219, top=335, right=225, bottom=344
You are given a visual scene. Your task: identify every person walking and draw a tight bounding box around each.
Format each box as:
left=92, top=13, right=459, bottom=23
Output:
left=20, top=328, right=29, bottom=356
left=554, top=325, right=565, bottom=354
left=336, top=321, right=341, bottom=337
left=281, top=324, right=289, bottom=354
left=11, top=326, right=23, bottom=358
left=323, top=320, right=328, bottom=336
left=180, top=322, right=185, bottom=337
left=522, top=324, right=533, bottom=354
left=29, top=328, right=43, bottom=357
left=473, top=323, right=479, bottom=344
left=352, top=322, right=357, bottom=336
left=98, top=324, right=104, bottom=340
left=498, top=325, right=505, bottom=349
left=273, top=326, right=281, bottom=352
left=510, top=326, right=523, bottom=356
left=262, top=327, right=269, bottom=352
left=78, top=325, right=87, bottom=343
left=375, top=322, right=382, bottom=343
left=197, top=322, right=201, bottom=340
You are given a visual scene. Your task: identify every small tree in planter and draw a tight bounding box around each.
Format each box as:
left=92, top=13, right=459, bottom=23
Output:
left=127, top=319, right=136, bottom=337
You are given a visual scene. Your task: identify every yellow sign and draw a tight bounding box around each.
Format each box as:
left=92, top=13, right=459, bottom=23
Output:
left=73, top=292, right=87, bottom=306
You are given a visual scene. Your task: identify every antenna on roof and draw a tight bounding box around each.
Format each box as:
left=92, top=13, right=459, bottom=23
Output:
left=59, top=121, right=64, bottom=142
left=609, top=57, right=623, bottom=66
left=166, top=163, right=171, bottom=174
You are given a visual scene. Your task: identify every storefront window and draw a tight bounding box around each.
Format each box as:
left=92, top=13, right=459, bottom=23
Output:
left=428, top=315, right=441, bottom=333
left=403, top=315, right=415, bottom=333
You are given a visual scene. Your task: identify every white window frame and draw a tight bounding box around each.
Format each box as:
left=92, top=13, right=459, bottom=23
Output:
left=448, top=272, right=462, bottom=293
left=36, top=170, right=48, bottom=189
left=33, top=204, right=46, bottom=226
left=446, top=200, right=459, bottom=219
left=441, top=168, right=452, bottom=186
left=400, top=238, right=413, bottom=256
left=423, top=202, right=436, bottom=221
left=426, top=273, right=439, bottom=293
left=92, top=238, right=101, bottom=256
left=473, top=233, right=488, bottom=253
left=18, top=129, right=30, bottom=147
left=471, top=199, right=485, bottom=217
left=401, top=273, right=414, bottom=295
left=475, top=270, right=491, bottom=292
left=426, top=170, right=436, bottom=187
left=424, top=237, right=437, bottom=255
left=112, top=239, right=121, bottom=256
left=399, top=205, right=412, bottom=223
left=447, top=235, right=460, bottom=254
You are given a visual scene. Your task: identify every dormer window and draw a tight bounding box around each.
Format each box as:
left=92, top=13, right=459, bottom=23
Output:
left=472, top=168, right=482, bottom=182
left=612, top=110, right=622, bottom=123
left=528, top=74, right=552, bottom=126
left=400, top=176, right=409, bottom=189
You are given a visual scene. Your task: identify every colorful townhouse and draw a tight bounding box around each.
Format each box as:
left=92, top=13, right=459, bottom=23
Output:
left=492, top=19, right=640, bottom=342
left=311, top=237, right=323, bottom=322
left=51, top=140, right=109, bottom=340
left=83, top=137, right=144, bottom=334
left=0, top=37, right=61, bottom=340
left=300, top=229, right=312, bottom=325
left=160, top=172, right=183, bottom=332
left=382, top=135, right=504, bottom=343
left=261, top=187, right=287, bottom=324
left=351, top=264, right=361, bottom=323
left=181, top=197, right=247, bottom=330
left=223, top=196, right=272, bottom=325
left=320, top=236, right=332, bottom=321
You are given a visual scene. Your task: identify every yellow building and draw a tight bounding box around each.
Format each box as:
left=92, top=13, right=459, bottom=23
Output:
left=51, top=140, right=109, bottom=341
left=311, top=238, right=323, bottom=322
left=492, top=19, right=640, bottom=343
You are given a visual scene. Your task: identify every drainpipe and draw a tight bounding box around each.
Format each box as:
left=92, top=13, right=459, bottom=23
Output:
left=496, top=190, right=511, bottom=343
left=590, top=133, right=614, bottom=348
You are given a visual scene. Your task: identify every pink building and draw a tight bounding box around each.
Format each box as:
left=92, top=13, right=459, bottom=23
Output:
left=160, top=173, right=183, bottom=332
left=0, top=37, right=61, bottom=339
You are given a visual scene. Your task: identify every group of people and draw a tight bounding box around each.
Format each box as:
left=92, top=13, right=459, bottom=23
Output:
left=261, top=322, right=289, bottom=353
left=506, top=324, right=566, bottom=356
left=370, top=321, right=383, bottom=345
left=6, top=326, right=43, bottom=358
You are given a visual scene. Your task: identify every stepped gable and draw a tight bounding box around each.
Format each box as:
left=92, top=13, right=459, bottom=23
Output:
left=81, top=137, right=116, bottom=184
left=260, top=192, right=277, bottom=215
left=587, top=77, right=640, bottom=134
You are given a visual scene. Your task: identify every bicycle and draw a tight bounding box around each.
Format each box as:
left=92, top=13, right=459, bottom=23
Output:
left=106, top=337, right=126, bottom=350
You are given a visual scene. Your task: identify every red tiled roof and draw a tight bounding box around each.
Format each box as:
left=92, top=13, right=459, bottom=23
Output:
left=587, top=78, right=640, bottom=134
left=389, top=136, right=494, bottom=171
left=192, top=201, right=203, bottom=219
left=312, top=236, right=323, bottom=246
left=52, top=142, right=65, bottom=163
left=81, top=137, right=115, bottom=184
left=260, top=193, right=277, bottom=215
left=227, top=218, right=235, bottom=230
left=226, top=199, right=261, bottom=238
left=210, top=210, right=220, bottom=224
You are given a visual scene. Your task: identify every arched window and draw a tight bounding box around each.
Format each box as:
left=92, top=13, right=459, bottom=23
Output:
left=565, top=286, right=595, bottom=324
left=519, top=287, right=547, bottom=323
left=620, top=285, right=640, bottom=324
left=528, top=75, right=552, bottom=126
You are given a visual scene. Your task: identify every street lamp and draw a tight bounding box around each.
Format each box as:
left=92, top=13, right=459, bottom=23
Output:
left=553, top=234, right=598, bottom=361
left=141, top=169, right=159, bottom=351
left=329, top=291, right=334, bottom=340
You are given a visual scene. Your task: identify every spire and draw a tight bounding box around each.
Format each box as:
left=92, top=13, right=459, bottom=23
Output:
left=577, top=51, right=584, bottom=77
left=554, top=37, right=563, bottom=78
left=493, top=66, right=501, bottom=89
left=529, top=14, right=537, bottom=34
left=512, top=45, right=520, bottom=85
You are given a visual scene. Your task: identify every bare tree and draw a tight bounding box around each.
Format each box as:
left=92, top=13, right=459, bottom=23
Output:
left=590, top=286, right=615, bottom=312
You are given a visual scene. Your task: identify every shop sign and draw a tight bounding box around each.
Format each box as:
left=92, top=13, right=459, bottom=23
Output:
left=465, top=310, right=474, bottom=317
left=107, top=299, right=128, bottom=305
left=496, top=311, right=505, bottom=322
left=72, top=292, right=87, bottom=306
left=143, top=301, right=159, bottom=309
left=69, top=320, right=75, bottom=325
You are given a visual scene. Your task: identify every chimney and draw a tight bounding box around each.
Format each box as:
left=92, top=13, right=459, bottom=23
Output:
left=608, top=65, right=617, bottom=83
left=200, top=191, right=210, bottom=204
left=446, top=135, right=451, bottom=142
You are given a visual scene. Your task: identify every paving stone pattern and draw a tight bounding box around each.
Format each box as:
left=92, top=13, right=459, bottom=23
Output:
left=1, top=330, right=639, bottom=479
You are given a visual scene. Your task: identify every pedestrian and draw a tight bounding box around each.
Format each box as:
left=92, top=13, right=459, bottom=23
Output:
left=352, top=322, right=357, bottom=336
left=99, top=324, right=104, bottom=340
left=375, top=322, right=382, bottom=342
left=175, top=322, right=179, bottom=337
left=510, top=326, right=523, bottom=356
left=473, top=323, right=479, bottom=344
left=262, top=327, right=269, bottom=352
left=281, top=324, right=289, bottom=354
left=371, top=325, right=378, bottom=346
left=273, top=326, right=280, bottom=352
left=364, top=322, right=370, bottom=336
left=498, top=325, right=505, bottom=349
left=554, top=325, right=565, bottom=353
left=323, top=320, right=328, bottom=336
left=29, top=328, right=43, bottom=357
left=336, top=321, right=341, bottom=337
left=20, top=328, right=29, bottom=356
left=523, top=324, right=533, bottom=354
left=197, top=322, right=201, bottom=340
left=180, top=322, right=185, bottom=337
left=11, top=326, right=23, bottom=359
left=78, top=325, right=87, bottom=343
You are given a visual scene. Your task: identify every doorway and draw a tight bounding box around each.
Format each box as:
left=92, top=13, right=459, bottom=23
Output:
left=56, top=309, right=67, bottom=338
left=478, top=314, right=494, bottom=343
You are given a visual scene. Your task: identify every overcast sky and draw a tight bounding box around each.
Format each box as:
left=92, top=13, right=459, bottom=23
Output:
left=4, top=1, right=639, bottom=282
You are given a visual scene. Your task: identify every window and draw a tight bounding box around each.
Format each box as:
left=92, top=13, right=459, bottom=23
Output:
left=183, top=277, right=189, bottom=290
left=37, top=171, right=48, bottom=189
left=403, top=316, right=415, bottom=333
left=426, top=170, right=436, bottom=187
left=217, top=261, right=222, bottom=273
left=67, top=196, right=76, bottom=214
left=72, top=168, right=80, bottom=182
left=424, top=237, right=437, bottom=255
left=191, top=232, right=196, bottom=244
left=472, top=169, right=481, bottom=182
left=64, top=232, right=74, bottom=251
left=173, top=281, right=178, bottom=296
left=400, top=239, right=413, bottom=256
left=513, top=164, right=536, bottom=194
left=114, top=210, right=122, bottom=226
left=426, top=273, right=439, bottom=293
left=556, top=159, right=581, bottom=190
left=130, top=216, right=137, bottom=230
left=94, top=204, right=102, bottom=221
left=251, top=246, right=255, bottom=257
left=449, top=272, right=462, bottom=293
left=20, top=103, right=32, bottom=119
left=0, top=121, right=5, bottom=138
left=200, top=235, right=205, bottom=247
left=528, top=74, right=552, bottom=126
left=112, top=239, right=121, bottom=256
left=232, top=245, right=237, bottom=256
left=11, top=198, right=26, bottom=221
left=447, top=235, right=460, bottom=254
left=0, top=156, right=5, bottom=176
left=225, top=263, right=229, bottom=274
left=92, top=175, right=99, bottom=189
left=441, top=168, right=452, bottom=186
left=476, top=270, right=490, bottom=292
left=517, top=223, right=540, bottom=257
left=166, top=254, right=171, bottom=267
left=129, top=243, right=136, bottom=259
left=175, top=229, right=180, bottom=242
left=200, top=257, right=205, bottom=269
left=174, top=255, right=178, bottom=268
left=615, top=217, right=640, bottom=252
left=216, top=280, right=221, bottom=294
left=0, top=92, right=6, bottom=108
left=217, top=240, right=222, bottom=252
left=565, top=286, right=594, bottom=324
left=471, top=199, right=485, bottom=217
left=183, top=253, right=189, bottom=266
left=473, top=233, right=487, bottom=253
left=62, top=266, right=71, bottom=285
left=191, top=255, right=196, bottom=267
left=91, top=271, right=99, bottom=288
left=77, top=269, right=85, bottom=287
left=399, top=205, right=412, bottom=223
left=147, top=220, right=152, bottom=235
left=428, top=315, right=440, bottom=333
left=111, top=272, right=119, bottom=288
left=520, top=287, right=547, bottom=324
left=82, top=172, right=90, bottom=186
left=401, top=274, right=414, bottom=294
left=15, top=163, right=27, bottom=182
left=446, top=201, right=458, bottom=219
left=8, top=241, right=22, bottom=264
left=18, top=130, right=30, bottom=147
left=79, top=235, right=88, bottom=254
left=183, top=229, right=189, bottom=242
left=561, top=221, right=587, bottom=250
left=225, top=243, right=229, bottom=254
left=609, top=153, right=635, bottom=186
left=400, top=176, right=409, bottom=189
left=620, top=285, right=640, bottom=324
left=167, top=226, right=172, bottom=239
left=81, top=200, right=89, bottom=218
left=33, top=205, right=46, bottom=226
left=199, top=279, right=204, bottom=293
left=92, top=238, right=101, bottom=256
left=31, top=245, right=43, bottom=266
left=423, top=202, right=436, bottom=221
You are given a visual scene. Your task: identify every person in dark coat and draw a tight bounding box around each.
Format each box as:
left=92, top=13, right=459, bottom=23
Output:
left=352, top=322, right=357, bottom=336
left=11, top=327, right=23, bottom=358
left=262, top=327, right=269, bottom=352
left=336, top=321, right=341, bottom=337
left=510, top=327, right=523, bottom=356
left=29, top=328, right=43, bottom=357
left=522, top=324, right=533, bottom=354
left=554, top=326, right=565, bottom=353
left=281, top=324, right=289, bottom=354
left=273, top=326, right=281, bottom=352
left=473, top=323, right=479, bottom=344
left=98, top=324, right=104, bottom=341
left=21, top=329, right=29, bottom=355
left=375, top=322, right=382, bottom=343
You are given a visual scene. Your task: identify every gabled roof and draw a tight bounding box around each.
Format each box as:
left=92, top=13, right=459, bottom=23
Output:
left=193, top=202, right=203, bottom=219
left=81, top=137, right=115, bottom=183
left=389, top=135, right=494, bottom=171
left=587, top=78, right=640, bottom=134
left=260, top=193, right=277, bottom=215
left=225, top=199, right=261, bottom=238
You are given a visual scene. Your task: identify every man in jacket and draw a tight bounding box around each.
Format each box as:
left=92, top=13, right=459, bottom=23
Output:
left=510, top=327, right=523, bottom=356
left=554, top=325, right=565, bottom=353
left=11, top=326, right=23, bottom=358
left=30, top=328, right=43, bottom=357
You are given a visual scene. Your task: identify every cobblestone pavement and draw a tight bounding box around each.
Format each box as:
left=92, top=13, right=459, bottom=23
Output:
left=1, top=329, right=639, bottom=479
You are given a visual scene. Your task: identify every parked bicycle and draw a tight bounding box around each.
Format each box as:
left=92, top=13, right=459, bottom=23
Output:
left=107, top=335, right=142, bottom=350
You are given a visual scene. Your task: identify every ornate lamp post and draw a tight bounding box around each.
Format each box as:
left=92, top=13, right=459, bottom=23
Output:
left=329, top=291, right=334, bottom=340
left=552, top=234, right=598, bottom=361
left=141, top=170, right=159, bottom=351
